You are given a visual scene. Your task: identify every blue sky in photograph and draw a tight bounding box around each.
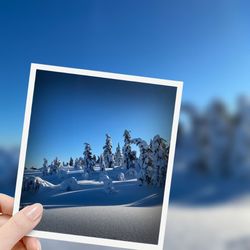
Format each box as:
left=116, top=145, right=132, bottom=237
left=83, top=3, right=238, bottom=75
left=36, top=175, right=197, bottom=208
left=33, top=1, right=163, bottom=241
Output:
left=25, top=70, right=176, bottom=167
left=0, top=0, right=250, bottom=148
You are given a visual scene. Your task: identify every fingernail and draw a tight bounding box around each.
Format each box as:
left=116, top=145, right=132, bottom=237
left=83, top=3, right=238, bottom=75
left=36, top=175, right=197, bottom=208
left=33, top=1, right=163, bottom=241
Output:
left=23, top=203, right=43, bottom=221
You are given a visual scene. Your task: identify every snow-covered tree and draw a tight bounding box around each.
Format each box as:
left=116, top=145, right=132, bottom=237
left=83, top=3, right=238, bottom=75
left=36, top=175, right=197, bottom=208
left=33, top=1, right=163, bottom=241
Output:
left=204, top=101, right=231, bottom=176
left=99, top=154, right=106, bottom=171
left=83, top=143, right=94, bottom=172
left=42, top=158, right=48, bottom=176
left=103, top=134, right=114, bottom=168
left=69, top=157, right=74, bottom=167
left=79, top=157, right=84, bottom=169
left=151, top=135, right=169, bottom=187
left=74, top=158, right=79, bottom=169
left=99, top=172, right=116, bottom=193
left=132, top=138, right=153, bottom=185
left=23, top=176, right=40, bottom=192
left=231, top=96, right=250, bottom=177
left=114, top=143, right=123, bottom=167
left=50, top=157, right=61, bottom=174
left=122, top=130, right=133, bottom=169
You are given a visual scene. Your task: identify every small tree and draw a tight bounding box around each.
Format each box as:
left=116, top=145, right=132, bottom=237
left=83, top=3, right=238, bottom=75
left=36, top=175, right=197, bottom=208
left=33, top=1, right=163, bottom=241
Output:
left=51, top=157, right=61, bottom=174
left=122, top=130, right=133, bottom=169
left=99, top=154, right=106, bottom=171
left=83, top=143, right=94, bottom=172
left=74, top=158, right=79, bottom=169
left=114, top=143, right=123, bottom=167
left=42, top=158, right=48, bottom=176
left=103, top=134, right=114, bottom=168
left=69, top=157, right=74, bottom=167
left=76, top=157, right=84, bottom=170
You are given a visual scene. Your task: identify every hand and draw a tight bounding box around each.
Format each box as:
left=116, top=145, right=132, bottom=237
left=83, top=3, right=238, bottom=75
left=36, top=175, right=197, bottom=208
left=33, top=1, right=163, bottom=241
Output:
left=0, top=194, right=43, bottom=250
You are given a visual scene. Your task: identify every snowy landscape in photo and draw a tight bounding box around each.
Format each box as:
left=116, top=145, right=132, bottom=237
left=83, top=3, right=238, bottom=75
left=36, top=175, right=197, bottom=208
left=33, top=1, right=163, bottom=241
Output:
left=15, top=65, right=181, bottom=247
left=21, top=130, right=169, bottom=244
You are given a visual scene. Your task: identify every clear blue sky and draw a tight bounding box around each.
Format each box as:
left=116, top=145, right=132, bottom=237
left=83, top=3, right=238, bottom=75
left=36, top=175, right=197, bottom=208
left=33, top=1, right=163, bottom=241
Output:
left=0, top=0, right=250, bottom=148
left=25, top=70, right=176, bottom=167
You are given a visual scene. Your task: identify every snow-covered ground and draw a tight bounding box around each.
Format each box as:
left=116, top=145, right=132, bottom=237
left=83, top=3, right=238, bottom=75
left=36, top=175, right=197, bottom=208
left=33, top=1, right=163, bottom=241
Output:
left=165, top=201, right=250, bottom=250
left=21, top=177, right=164, bottom=207
left=21, top=174, right=164, bottom=244
left=40, top=198, right=250, bottom=250
left=38, top=205, right=162, bottom=244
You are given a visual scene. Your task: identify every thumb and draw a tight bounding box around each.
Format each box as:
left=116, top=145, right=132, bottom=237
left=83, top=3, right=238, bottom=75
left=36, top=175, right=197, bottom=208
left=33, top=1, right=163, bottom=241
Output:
left=0, top=203, right=43, bottom=250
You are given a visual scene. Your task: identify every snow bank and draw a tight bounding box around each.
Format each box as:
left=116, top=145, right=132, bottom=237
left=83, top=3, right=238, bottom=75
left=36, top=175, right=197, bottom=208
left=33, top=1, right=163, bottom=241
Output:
left=59, top=177, right=79, bottom=191
left=99, top=172, right=116, bottom=193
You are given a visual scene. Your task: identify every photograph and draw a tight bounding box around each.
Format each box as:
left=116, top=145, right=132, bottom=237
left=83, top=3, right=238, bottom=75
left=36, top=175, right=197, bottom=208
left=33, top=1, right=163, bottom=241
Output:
left=14, top=64, right=182, bottom=250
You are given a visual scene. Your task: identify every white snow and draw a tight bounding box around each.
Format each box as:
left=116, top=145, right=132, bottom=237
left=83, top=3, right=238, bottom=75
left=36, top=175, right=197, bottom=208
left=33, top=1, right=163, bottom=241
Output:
left=39, top=199, right=250, bottom=250
left=165, top=201, right=250, bottom=250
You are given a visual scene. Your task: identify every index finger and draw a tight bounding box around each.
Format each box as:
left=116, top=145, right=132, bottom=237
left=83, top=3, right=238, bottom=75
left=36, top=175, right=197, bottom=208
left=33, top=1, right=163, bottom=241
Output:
left=0, top=193, right=14, bottom=215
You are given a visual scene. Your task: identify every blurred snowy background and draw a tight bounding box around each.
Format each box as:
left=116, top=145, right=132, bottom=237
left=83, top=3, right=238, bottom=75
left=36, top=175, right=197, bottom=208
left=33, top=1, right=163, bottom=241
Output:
left=1, top=1, right=250, bottom=249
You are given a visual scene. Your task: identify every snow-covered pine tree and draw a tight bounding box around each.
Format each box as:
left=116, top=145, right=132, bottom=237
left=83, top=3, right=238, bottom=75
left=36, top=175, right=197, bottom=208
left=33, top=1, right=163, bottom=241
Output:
left=231, top=96, right=250, bottom=177
left=103, top=134, right=114, bottom=168
left=151, top=135, right=169, bottom=187
left=132, top=138, right=153, bottom=185
left=99, top=154, right=106, bottom=171
left=51, top=157, right=61, bottom=174
left=78, top=157, right=84, bottom=169
left=122, top=130, right=133, bottom=169
left=204, top=101, right=231, bottom=176
left=42, top=158, right=48, bottom=176
left=114, top=143, right=123, bottom=167
left=74, top=158, right=78, bottom=169
left=83, top=143, right=94, bottom=172
left=69, top=157, right=74, bottom=167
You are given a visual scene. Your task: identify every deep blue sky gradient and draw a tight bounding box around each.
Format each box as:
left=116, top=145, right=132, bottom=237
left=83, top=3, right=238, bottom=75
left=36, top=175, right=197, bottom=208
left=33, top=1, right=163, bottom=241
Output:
left=25, top=70, right=176, bottom=167
left=0, top=0, right=250, bottom=147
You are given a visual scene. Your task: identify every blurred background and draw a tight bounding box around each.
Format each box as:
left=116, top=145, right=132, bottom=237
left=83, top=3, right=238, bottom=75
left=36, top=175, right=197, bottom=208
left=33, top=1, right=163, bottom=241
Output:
left=0, top=1, right=249, bottom=249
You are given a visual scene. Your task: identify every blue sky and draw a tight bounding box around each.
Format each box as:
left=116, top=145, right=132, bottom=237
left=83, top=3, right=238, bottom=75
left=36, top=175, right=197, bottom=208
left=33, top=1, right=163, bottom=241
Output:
left=0, top=0, right=250, bottom=148
left=25, top=70, right=176, bottom=167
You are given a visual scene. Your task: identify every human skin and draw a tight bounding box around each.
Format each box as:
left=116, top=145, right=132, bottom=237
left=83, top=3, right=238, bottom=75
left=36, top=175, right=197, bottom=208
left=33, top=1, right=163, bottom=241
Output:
left=0, top=194, right=43, bottom=250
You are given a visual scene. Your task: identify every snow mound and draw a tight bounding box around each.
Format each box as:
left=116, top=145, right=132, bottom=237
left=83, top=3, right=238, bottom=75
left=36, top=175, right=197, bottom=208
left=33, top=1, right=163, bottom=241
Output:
left=99, top=173, right=116, bottom=194
left=35, top=177, right=55, bottom=187
left=23, top=176, right=80, bottom=193
left=125, top=168, right=138, bottom=179
left=23, top=176, right=55, bottom=192
left=59, top=177, right=79, bottom=192
left=117, top=172, right=125, bottom=181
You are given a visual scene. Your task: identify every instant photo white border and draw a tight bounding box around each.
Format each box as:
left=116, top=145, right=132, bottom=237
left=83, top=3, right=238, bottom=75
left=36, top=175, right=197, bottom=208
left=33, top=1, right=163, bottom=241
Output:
left=13, top=63, right=183, bottom=250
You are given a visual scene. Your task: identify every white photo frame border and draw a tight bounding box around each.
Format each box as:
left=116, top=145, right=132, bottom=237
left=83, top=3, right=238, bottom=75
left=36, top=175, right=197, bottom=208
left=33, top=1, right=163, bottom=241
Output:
left=13, top=63, right=183, bottom=250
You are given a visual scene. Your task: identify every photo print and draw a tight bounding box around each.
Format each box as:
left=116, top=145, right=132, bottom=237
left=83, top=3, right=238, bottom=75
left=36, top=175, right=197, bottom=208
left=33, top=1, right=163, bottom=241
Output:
left=14, top=64, right=183, bottom=250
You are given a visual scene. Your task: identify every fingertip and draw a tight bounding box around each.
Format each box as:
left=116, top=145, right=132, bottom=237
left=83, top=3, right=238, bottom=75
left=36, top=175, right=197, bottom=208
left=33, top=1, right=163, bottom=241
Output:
left=33, top=203, right=44, bottom=217
left=23, top=203, right=43, bottom=222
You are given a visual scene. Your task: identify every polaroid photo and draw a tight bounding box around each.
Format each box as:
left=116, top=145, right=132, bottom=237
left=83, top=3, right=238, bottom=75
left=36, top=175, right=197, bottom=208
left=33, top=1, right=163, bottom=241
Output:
left=14, top=63, right=183, bottom=250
